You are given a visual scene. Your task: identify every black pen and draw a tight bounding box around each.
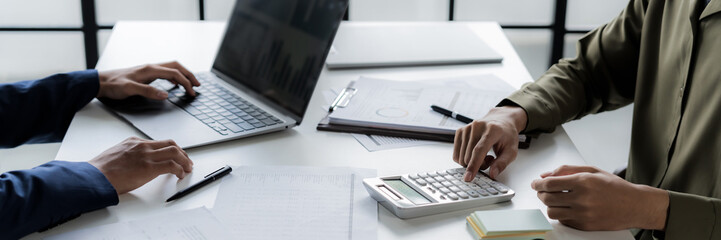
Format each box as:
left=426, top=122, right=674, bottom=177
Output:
left=431, top=105, right=474, bottom=124
left=166, top=165, right=233, bottom=202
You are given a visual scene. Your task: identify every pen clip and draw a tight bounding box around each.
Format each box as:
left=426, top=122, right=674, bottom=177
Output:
left=329, top=82, right=357, bottom=112
left=204, top=166, right=228, bottom=178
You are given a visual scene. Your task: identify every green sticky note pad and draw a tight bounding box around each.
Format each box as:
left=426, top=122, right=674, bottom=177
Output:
left=471, top=209, right=552, bottom=236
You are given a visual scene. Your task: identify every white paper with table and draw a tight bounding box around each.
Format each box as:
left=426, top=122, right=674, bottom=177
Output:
left=44, top=207, right=230, bottom=240
left=212, top=166, right=377, bottom=240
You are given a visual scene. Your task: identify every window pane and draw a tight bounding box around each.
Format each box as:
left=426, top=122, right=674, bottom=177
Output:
left=504, top=29, right=552, bottom=80
left=456, top=0, right=554, bottom=25
left=566, top=0, right=628, bottom=30
left=98, top=29, right=113, bottom=56
left=0, top=0, right=82, bottom=27
left=0, top=32, right=86, bottom=82
left=349, top=0, right=448, bottom=21
left=205, top=0, right=236, bottom=21
left=563, top=33, right=584, bottom=59
left=96, top=0, right=199, bottom=25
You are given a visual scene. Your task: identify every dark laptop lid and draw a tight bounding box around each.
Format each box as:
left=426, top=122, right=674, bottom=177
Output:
left=211, top=0, right=348, bottom=124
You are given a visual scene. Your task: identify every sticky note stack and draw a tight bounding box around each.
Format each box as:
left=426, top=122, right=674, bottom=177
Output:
left=466, top=209, right=553, bottom=240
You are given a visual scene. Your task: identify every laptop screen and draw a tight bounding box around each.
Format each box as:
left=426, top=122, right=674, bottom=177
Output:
left=212, top=0, right=348, bottom=122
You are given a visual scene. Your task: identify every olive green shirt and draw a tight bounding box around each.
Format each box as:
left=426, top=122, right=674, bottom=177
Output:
left=505, top=0, right=721, bottom=239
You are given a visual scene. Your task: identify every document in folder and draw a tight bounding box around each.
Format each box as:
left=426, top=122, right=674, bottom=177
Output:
left=327, top=75, right=515, bottom=135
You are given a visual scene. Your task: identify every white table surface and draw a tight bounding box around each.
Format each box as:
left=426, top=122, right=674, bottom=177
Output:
left=28, top=21, right=632, bottom=240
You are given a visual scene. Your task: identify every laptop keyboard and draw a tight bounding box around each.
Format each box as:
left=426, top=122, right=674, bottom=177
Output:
left=152, top=74, right=284, bottom=136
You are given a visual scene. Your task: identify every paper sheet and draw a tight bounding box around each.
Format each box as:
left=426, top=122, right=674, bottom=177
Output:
left=351, top=133, right=440, bottom=152
left=212, top=166, right=377, bottom=240
left=328, top=74, right=515, bottom=135
left=44, top=207, right=230, bottom=240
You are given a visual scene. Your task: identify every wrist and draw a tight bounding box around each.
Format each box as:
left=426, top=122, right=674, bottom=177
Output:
left=96, top=71, right=109, bottom=98
left=632, top=184, right=669, bottom=230
left=492, top=106, right=527, bottom=133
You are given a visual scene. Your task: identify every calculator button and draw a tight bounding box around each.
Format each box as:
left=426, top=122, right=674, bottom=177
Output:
left=466, top=190, right=480, bottom=198
left=415, top=179, right=428, bottom=186
left=425, top=177, right=436, bottom=183
left=434, top=176, right=445, bottom=182
left=457, top=191, right=470, bottom=199
left=453, top=173, right=464, bottom=179
left=446, top=169, right=457, bottom=175
left=418, top=172, right=429, bottom=178
left=471, top=186, right=483, bottom=192
left=449, top=186, right=461, bottom=192
left=486, top=188, right=499, bottom=195
left=439, top=187, right=451, bottom=194
left=428, top=172, right=439, bottom=177
left=454, top=168, right=465, bottom=173
left=451, top=180, right=464, bottom=185
left=493, top=185, right=509, bottom=193
left=437, top=170, right=448, bottom=176
left=459, top=185, right=471, bottom=191
left=432, top=183, right=443, bottom=189
left=447, top=193, right=460, bottom=200
left=444, top=175, right=456, bottom=181
left=408, top=173, right=419, bottom=179
left=477, top=189, right=490, bottom=196
left=441, top=181, right=454, bottom=187
left=480, top=184, right=491, bottom=189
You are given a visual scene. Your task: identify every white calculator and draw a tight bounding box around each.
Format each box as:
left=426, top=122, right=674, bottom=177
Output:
left=363, top=168, right=514, bottom=219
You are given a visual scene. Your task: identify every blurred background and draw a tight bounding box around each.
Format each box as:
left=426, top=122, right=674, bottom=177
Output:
left=0, top=0, right=633, bottom=174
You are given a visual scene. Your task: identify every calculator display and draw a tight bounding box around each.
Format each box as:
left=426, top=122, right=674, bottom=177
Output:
left=383, top=179, right=431, bottom=204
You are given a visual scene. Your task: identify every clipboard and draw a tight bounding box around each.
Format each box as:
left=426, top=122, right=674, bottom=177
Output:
left=316, top=80, right=532, bottom=149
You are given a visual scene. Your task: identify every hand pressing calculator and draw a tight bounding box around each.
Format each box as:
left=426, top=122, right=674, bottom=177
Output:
left=363, top=168, right=514, bottom=218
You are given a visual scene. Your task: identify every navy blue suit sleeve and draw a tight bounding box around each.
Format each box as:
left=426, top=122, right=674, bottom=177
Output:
left=0, top=161, right=119, bottom=239
left=0, top=70, right=99, bottom=148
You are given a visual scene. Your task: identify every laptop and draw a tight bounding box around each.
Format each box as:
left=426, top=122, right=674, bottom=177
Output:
left=325, top=24, right=503, bottom=69
left=103, top=0, right=349, bottom=149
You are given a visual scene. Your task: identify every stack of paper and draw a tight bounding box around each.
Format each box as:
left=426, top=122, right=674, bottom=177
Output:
left=466, top=209, right=552, bottom=240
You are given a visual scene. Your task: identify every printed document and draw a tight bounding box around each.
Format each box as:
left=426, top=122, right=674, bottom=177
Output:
left=328, top=74, right=515, bottom=134
left=212, top=166, right=377, bottom=240
left=45, top=207, right=230, bottom=240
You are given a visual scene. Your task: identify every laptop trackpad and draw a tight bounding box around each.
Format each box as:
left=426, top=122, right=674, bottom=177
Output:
left=99, top=95, right=168, bottom=112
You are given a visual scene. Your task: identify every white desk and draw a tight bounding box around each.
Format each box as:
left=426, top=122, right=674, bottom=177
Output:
left=28, top=21, right=632, bottom=239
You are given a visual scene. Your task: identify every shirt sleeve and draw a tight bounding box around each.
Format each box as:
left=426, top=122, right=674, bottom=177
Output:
left=660, top=191, right=721, bottom=239
left=504, top=0, right=645, bottom=133
left=0, top=70, right=99, bottom=148
left=0, top=161, right=119, bottom=239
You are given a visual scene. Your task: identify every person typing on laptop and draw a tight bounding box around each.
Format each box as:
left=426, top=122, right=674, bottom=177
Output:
left=0, top=61, right=197, bottom=239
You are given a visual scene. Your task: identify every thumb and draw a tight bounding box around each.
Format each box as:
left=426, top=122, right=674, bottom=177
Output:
left=127, top=81, right=168, bottom=100
left=546, top=165, right=599, bottom=177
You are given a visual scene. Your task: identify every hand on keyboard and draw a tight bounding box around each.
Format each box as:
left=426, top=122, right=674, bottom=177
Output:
left=97, top=61, right=200, bottom=100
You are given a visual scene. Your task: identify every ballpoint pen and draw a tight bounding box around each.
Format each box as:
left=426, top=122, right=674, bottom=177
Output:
left=166, top=165, right=233, bottom=202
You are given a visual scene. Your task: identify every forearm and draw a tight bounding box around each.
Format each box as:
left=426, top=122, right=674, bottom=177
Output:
left=0, top=70, right=99, bottom=147
left=0, top=161, right=118, bottom=239
left=504, top=0, right=644, bottom=133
